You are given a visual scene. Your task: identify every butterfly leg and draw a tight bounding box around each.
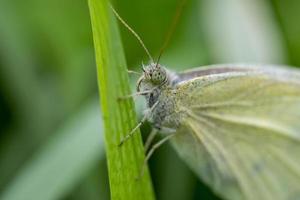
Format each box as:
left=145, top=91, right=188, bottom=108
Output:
left=138, top=133, right=175, bottom=179
left=144, top=129, right=158, bottom=153
left=117, top=90, right=151, bottom=101
left=119, top=101, right=159, bottom=146
left=118, top=84, right=159, bottom=101
left=118, top=114, right=147, bottom=146
left=127, top=69, right=141, bottom=76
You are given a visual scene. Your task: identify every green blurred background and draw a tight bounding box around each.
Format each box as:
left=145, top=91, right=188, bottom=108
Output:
left=0, top=0, right=299, bottom=199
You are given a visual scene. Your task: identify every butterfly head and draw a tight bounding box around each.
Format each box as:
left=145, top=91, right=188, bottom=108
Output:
left=143, top=63, right=167, bottom=84
left=137, top=63, right=168, bottom=92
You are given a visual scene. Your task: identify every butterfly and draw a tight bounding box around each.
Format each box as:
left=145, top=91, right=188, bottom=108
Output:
left=111, top=4, right=300, bottom=200
left=135, top=63, right=300, bottom=200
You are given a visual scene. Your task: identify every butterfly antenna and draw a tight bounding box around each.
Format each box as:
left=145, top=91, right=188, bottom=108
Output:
left=110, top=5, right=154, bottom=63
left=155, top=0, right=188, bottom=67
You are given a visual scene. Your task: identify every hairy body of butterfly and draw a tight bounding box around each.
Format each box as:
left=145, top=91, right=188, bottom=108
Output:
left=137, top=63, right=300, bottom=200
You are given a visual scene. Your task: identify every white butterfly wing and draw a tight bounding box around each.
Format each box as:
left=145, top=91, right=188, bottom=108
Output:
left=171, top=65, right=300, bottom=200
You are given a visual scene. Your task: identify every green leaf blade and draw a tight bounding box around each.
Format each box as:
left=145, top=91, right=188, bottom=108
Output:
left=88, top=0, right=155, bottom=199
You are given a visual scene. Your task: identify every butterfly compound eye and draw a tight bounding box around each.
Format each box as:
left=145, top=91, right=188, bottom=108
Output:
left=151, top=67, right=167, bottom=84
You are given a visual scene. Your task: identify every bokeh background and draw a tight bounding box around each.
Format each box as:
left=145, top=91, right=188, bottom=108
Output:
left=0, top=0, right=299, bottom=199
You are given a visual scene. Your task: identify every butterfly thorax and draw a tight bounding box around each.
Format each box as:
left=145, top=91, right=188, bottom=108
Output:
left=137, top=63, right=181, bottom=131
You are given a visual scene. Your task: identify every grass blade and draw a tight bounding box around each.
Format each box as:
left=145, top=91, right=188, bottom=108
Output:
left=88, top=0, right=155, bottom=199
